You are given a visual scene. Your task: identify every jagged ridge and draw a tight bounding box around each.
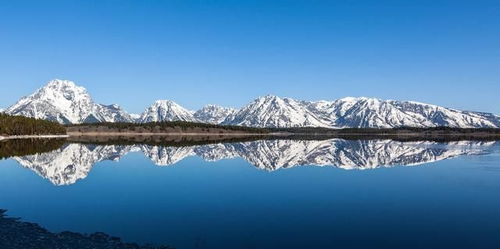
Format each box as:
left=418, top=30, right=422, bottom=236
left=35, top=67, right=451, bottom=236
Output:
left=4, top=79, right=500, bottom=128
left=194, top=105, right=237, bottom=124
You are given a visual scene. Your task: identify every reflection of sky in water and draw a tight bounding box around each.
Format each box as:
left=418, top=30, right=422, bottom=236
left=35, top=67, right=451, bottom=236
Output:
left=0, top=140, right=499, bottom=249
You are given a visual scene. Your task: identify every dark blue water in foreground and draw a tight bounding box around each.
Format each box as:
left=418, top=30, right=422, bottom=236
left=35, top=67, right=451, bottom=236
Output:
left=1, top=140, right=500, bottom=249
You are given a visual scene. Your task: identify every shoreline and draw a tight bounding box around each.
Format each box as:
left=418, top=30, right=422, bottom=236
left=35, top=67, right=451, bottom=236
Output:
left=67, top=132, right=272, bottom=137
left=0, top=135, right=69, bottom=141
left=285, top=132, right=500, bottom=137
left=1, top=131, right=499, bottom=141
left=66, top=132, right=500, bottom=142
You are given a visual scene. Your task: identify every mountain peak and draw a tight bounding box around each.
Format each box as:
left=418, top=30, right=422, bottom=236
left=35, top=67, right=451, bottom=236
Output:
left=5, top=79, right=133, bottom=124
left=153, top=99, right=176, bottom=105
left=46, top=79, right=78, bottom=88
left=202, top=104, right=224, bottom=109
left=199, top=104, right=235, bottom=111
left=257, top=94, right=282, bottom=101
left=337, top=96, right=378, bottom=102
left=228, top=94, right=331, bottom=128
left=140, top=100, right=196, bottom=123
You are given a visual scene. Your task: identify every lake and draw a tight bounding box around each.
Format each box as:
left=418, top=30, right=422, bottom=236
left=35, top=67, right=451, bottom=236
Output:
left=1, top=137, right=500, bottom=249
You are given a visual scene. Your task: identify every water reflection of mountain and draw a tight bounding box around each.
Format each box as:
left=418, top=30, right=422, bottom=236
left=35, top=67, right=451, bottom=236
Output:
left=11, top=140, right=498, bottom=185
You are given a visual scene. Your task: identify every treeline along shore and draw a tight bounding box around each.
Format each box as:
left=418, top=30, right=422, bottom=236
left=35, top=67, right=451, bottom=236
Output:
left=65, top=121, right=270, bottom=135
left=271, top=126, right=500, bottom=141
left=65, top=122, right=500, bottom=140
left=1, top=113, right=500, bottom=140
left=0, top=114, right=66, bottom=136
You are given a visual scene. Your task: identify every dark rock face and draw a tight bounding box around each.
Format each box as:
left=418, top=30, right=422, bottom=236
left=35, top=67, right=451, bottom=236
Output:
left=0, top=210, right=174, bottom=249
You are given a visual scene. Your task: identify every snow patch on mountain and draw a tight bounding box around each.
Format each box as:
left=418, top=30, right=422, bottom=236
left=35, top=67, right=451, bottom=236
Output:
left=129, top=113, right=141, bottom=121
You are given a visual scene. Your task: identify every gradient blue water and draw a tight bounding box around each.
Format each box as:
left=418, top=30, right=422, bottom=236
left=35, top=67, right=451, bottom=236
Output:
left=1, top=149, right=500, bottom=249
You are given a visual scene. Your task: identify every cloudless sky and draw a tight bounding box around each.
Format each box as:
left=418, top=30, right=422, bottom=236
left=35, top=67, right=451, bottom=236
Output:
left=0, top=0, right=499, bottom=114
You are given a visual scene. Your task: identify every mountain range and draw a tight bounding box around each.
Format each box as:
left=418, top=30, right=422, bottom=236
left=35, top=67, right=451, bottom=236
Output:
left=13, top=139, right=498, bottom=185
left=4, top=79, right=500, bottom=128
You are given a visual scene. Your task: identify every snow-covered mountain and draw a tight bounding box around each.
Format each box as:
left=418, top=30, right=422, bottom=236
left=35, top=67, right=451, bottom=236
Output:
left=139, top=100, right=197, bottom=123
left=194, top=105, right=237, bottom=124
left=5, top=79, right=134, bottom=124
left=305, top=97, right=500, bottom=128
left=12, top=139, right=498, bottom=185
left=225, top=95, right=331, bottom=128
left=3, top=80, right=499, bottom=128
left=224, top=95, right=500, bottom=128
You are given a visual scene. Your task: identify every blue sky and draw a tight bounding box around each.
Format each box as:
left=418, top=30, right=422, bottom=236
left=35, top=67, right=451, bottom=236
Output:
left=0, top=0, right=499, bottom=114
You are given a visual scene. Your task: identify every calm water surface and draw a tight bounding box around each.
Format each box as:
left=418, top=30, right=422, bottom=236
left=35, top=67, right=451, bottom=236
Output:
left=0, top=138, right=500, bottom=249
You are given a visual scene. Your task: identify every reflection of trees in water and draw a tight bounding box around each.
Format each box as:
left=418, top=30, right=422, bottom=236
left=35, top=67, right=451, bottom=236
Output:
left=0, top=135, right=271, bottom=160
left=67, top=134, right=273, bottom=147
left=0, top=209, right=174, bottom=249
left=0, top=139, right=65, bottom=160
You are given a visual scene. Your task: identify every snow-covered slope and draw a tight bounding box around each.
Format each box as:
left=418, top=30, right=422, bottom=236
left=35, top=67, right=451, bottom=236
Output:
left=222, top=95, right=499, bottom=128
left=129, top=113, right=141, bottom=122
left=5, top=79, right=134, bottom=124
left=307, top=97, right=500, bottom=128
left=225, top=95, right=331, bottom=128
left=194, top=105, right=237, bottom=124
left=139, top=100, right=197, bottom=123
left=223, top=95, right=499, bottom=128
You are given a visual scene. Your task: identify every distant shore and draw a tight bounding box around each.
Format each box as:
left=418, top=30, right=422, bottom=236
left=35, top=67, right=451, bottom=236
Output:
left=66, top=131, right=272, bottom=136
left=65, top=124, right=500, bottom=141
left=2, top=120, right=500, bottom=142
left=0, top=135, right=69, bottom=141
left=66, top=131, right=500, bottom=138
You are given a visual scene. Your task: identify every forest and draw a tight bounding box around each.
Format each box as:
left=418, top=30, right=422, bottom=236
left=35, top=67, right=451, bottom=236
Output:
left=0, top=114, right=66, bottom=136
left=66, top=121, right=270, bottom=134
